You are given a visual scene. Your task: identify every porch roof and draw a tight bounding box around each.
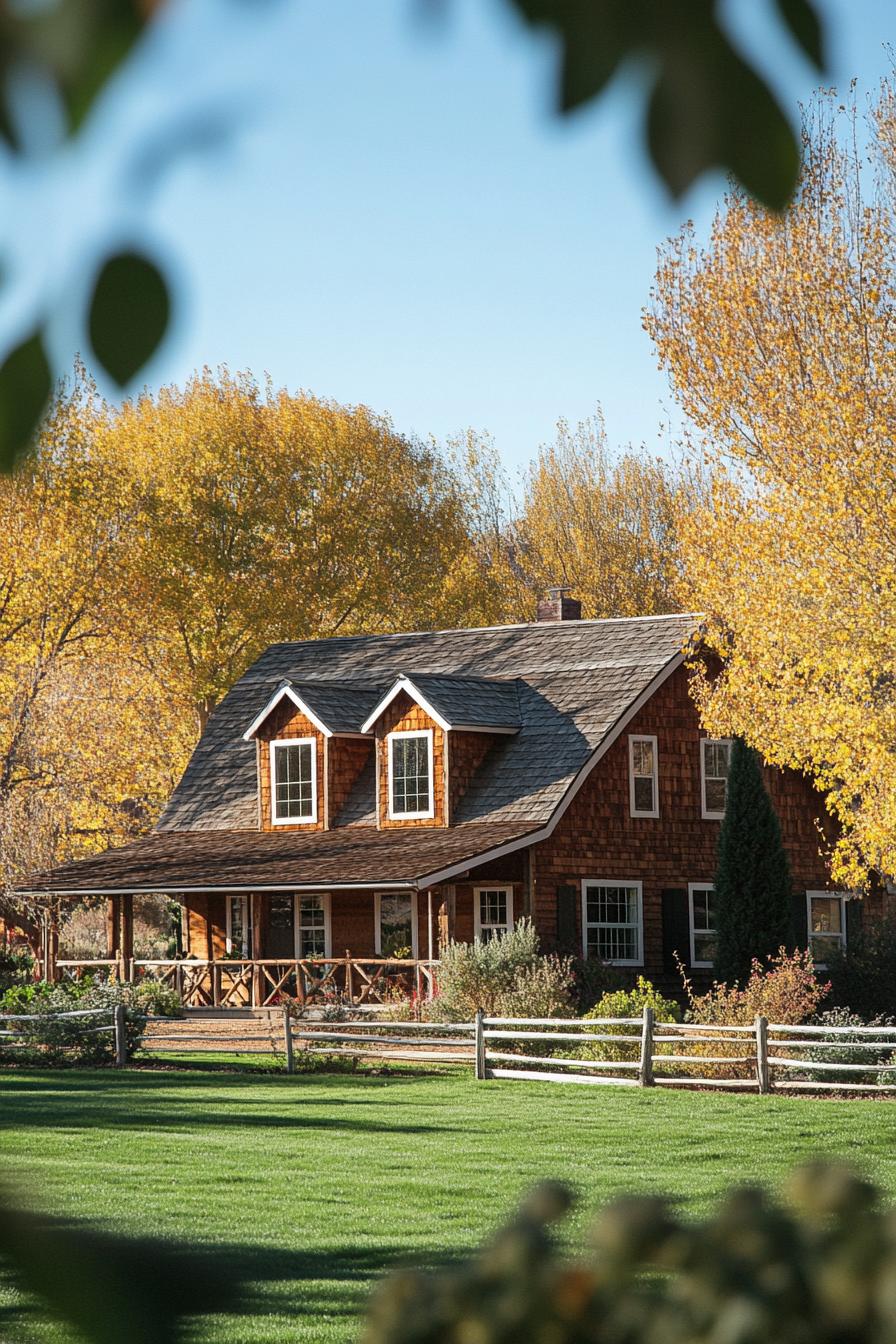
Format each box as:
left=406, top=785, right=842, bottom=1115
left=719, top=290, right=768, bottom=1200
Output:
left=16, top=821, right=537, bottom=896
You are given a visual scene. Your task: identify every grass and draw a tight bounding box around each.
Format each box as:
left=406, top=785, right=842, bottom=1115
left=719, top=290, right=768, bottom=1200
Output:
left=4, top=1065, right=896, bottom=1343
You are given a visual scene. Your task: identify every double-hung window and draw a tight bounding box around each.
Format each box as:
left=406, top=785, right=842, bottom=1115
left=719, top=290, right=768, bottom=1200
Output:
left=270, top=738, right=316, bottom=824
left=297, top=894, right=330, bottom=958
left=226, top=895, right=251, bottom=957
left=581, top=880, right=643, bottom=965
left=474, top=887, right=514, bottom=941
left=701, top=738, right=732, bottom=819
left=807, top=892, right=847, bottom=967
left=688, top=883, right=716, bottom=968
left=629, top=734, right=659, bottom=817
left=388, top=729, right=434, bottom=819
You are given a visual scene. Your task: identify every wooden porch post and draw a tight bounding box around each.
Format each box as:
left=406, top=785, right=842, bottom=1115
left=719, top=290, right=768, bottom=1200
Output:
left=121, top=897, right=134, bottom=981
left=251, top=893, right=264, bottom=1007
left=437, top=886, right=455, bottom=953
left=105, top=896, right=122, bottom=959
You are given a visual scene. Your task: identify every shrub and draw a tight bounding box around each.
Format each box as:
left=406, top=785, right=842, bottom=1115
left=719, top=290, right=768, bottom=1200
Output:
left=825, top=923, right=896, bottom=1019
left=0, top=979, right=182, bottom=1065
left=568, top=956, right=625, bottom=1013
left=796, top=1006, right=896, bottom=1086
left=580, top=977, right=680, bottom=1066
left=429, top=920, right=574, bottom=1023
left=362, top=1165, right=896, bottom=1344
left=0, top=946, right=34, bottom=993
left=680, top=948, right=829, bottom=1078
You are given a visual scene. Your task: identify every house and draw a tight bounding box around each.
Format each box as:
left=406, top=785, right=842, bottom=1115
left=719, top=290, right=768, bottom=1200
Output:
left=17, top=591, right=879, bottom=1005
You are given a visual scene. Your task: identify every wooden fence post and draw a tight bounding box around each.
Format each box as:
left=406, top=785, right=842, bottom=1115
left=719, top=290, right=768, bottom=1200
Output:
left=283, top=1006, right=294, bottom=1075
left=114, top=1004, right=127, bottom=1067
left=474, top=1008, right=485, bottom=1080
left=639, top=1005, right=655, bottom=1086
left=756, top=1015, right=770, bottom=1094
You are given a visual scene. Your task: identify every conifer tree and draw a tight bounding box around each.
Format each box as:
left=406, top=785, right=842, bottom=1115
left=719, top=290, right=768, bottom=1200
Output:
left=713, top=739, right=793, bottom=985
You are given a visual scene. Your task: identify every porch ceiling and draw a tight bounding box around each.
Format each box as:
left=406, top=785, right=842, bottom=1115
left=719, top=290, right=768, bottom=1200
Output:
left=15, top=821, right=537, bottom=895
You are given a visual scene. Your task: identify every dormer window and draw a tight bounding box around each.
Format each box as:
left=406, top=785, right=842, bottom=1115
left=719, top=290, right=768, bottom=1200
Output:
left=388, top=729, right=434, bottom=819
left=270, top=738, right=317, bottom=824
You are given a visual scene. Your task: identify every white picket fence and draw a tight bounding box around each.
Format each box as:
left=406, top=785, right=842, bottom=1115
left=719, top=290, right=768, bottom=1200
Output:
left=474, top=1009, right=896, bottom=1094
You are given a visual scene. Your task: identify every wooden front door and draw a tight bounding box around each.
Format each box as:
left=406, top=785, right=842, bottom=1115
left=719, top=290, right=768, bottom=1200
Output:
left=267, top=895, right=295, bottom=958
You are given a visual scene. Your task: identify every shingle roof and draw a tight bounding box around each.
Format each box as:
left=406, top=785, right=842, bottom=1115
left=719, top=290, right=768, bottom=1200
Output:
left=368, top=673, right=522, bottom=731
left=158, top=613, right=697, bottom=832
left=283, top=680, right=383, bottom=735
left=19, top=822, right=536, bottom=894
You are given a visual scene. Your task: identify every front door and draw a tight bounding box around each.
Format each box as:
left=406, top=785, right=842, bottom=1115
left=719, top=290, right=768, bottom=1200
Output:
left=267, top=895, right=295, bottom=959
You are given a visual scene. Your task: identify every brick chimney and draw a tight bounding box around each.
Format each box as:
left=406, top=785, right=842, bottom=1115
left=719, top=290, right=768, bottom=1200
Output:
left=536, top=585, right=582, bottom=622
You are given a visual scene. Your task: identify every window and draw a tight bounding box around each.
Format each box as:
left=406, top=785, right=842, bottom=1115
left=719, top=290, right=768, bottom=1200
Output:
left=297, top=894, right=330, bottom=959
left=629, top=735, right=659, bottom=817
left=376, top=892, right=418, bottom=958
left=581, top=880, right=643, bottom=965
left=387, top=730, right=434, bottom=819
left=269, top=738, right=316, bottom=824
left=688, top=883, right=716, bottom=968
left=807, top=892, right=847, bottom=966
left=701, top=738, right=733, bottom=819
left=226, top=895, right=251, bottom=957
left=474, top=887, right=514, bottom=941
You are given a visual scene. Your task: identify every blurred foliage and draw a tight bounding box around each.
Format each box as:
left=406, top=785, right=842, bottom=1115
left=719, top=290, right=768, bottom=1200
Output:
left=0, top=0, right=827, bottom=467
left=362, top=1164, right=891, bottom=1344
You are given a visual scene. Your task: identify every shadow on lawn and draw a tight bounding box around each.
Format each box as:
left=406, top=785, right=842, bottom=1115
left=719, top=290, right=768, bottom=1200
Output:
left=0, top=1208, right=467, bottom=1340
left=0, top=1069, right=466, bottom=1139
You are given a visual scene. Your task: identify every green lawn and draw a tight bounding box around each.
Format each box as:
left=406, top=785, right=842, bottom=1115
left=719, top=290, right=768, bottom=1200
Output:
left=3, top=1065, right=896, bottom=1343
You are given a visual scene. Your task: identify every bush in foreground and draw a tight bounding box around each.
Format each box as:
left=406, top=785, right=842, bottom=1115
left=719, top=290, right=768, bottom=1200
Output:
left=362, top=1165, right=890, bottom=1344
left=429, top=920, right=574, bottom=1022
left=826, top=922, right=896, bottom=1019
left=0, top=979, right=182, bottom=1065
left=580, top=977, right=680, bottom=1065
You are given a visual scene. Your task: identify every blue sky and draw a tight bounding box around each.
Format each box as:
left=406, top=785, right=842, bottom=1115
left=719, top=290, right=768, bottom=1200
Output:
left=30, top=0, right=896, bottom=472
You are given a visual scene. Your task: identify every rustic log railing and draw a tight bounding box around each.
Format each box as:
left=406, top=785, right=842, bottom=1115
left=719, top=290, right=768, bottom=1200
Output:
left=53, top=956, right=439, bottom=1008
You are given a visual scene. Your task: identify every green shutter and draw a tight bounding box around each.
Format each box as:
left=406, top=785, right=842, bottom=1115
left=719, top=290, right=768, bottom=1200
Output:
left=556, top=884, right=577, bottom=953
left=791, top=892, right=809, bottom=950
left=845, top=897, right=863, bottom=946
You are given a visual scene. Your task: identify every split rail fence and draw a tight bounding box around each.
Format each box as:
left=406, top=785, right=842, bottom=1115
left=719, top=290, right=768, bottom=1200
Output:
left=0, top=1005, right=128, bottom=1064
left=4, top=1007, right=896, bottom=1094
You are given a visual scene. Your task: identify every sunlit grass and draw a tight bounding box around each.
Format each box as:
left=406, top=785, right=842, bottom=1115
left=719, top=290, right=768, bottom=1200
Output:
left=2, top=1065, right=896, bottom=1342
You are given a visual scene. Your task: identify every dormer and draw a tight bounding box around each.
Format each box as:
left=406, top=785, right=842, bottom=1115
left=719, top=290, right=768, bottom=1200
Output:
left=242, top=681, right=378, bottom=831
left=360, top=674, right=521, bottom=829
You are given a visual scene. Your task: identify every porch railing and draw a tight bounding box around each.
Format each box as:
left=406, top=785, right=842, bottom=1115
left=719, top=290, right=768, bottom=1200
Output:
left=53, top=956, right=439, bottom=1009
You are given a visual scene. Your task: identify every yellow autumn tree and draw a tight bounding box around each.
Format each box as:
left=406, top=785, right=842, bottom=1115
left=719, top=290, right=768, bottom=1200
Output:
left=647, top=87, right=896, bottom=885
left=452, top=416, right=699, bottom=622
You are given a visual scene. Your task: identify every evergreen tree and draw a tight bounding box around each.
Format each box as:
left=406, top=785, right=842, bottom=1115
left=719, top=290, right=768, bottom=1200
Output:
left=713, top=738, right=793, bottom=984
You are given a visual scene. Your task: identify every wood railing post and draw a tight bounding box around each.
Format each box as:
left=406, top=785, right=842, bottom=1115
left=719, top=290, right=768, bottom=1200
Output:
left=114, top=1004, right=127, bottom=1067
left=212, top=962, right=221, bottom=1008
left=344, top=956, right=354, bottom=1005
left=756, top=1015, right=770, bottom=1094
left=474, top=1008, right=486, bottom=1080
left=639, top=1005, right=655, bottom=1086
left=176, top=962, right=184, bottom=1001
left=283, top=1006, right=294, bottom=1074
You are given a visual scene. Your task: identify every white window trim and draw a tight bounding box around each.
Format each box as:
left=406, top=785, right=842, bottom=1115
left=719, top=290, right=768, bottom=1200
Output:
left=628, top=734, right=659, bottom=818
left=374, top=891, right=419, bottom=958
left=806, top=890, right=848, bottom=969
left=580, top=879, right=644, bottom=967
left=225, top=895, right=251, bottom=957
left=293, top=892, right=332, bottom=959
left=386, top=728, right=435, bottom=821
left=688, top=882, right=715, bottom=969
left=473, top=886, right=514, bottom=940
left=269, top=737, right=318, bottom=826
left=700, top=737, right=733, bottom=820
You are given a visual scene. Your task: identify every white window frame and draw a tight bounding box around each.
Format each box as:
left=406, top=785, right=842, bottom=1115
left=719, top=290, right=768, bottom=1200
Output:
left=473, top=886, right=514, bottom=940
left=688, top=882, right=716, bottom=969
left=806, top=890, right=848, bottom=969
left=225, top=895, right=251, bottom=957
left=269, top=737, right=318, bottom=826
left=700, top=737, right=733, bottom=820
left=628, top=734, right=659, bottom=818
left=386, top=728, right=435, bottom=821
left=293, top=892, right=332, bottom=960
left=374, top=891, right=419, bottom=958
left=580, top=879, right=643, bottom=967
